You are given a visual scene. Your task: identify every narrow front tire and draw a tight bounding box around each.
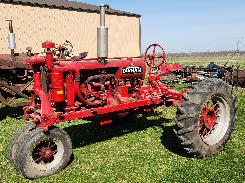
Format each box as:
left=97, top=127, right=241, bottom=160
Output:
left=16, top=127, right=72, bottom=179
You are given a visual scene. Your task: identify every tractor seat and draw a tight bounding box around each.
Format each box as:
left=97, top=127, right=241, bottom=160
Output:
left=72, top=52, right=88, bottom=59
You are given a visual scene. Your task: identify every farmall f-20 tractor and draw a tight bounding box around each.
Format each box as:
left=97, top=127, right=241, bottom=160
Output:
left=8, top=5, right=236, bottom=179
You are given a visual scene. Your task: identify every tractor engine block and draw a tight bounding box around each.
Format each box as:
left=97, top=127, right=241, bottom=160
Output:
left=66, top=59, right=146, bottom=108
left=79, top=71, right=143, bottom=107
left=79, top=72, right=115, bottom=106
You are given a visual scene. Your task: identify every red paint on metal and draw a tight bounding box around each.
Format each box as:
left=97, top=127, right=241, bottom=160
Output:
left=42, top=42, right=55, bottom=49
left=40, top=148, right=55, bottom=159
left=25, top=42, right=184, bottom=130
left=100, top=119, right=113, bottom=125
left=200, top=104, right=218, bottom=130
left=50, top=70, right=65, bottom=102
left=199, top=101, right=219, bottom=137
left=65, top=73, right=75, bottom=109
left=118, top=85, right=129, bottom=97
left=46, top=51, right=54, bottom=68
left=33, top=141, right=57, bottom=163
left=33, top=71, right=53, bottom=115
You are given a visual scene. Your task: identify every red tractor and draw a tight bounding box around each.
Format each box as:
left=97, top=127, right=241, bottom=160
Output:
left=7, top=5, right=236, bottom=179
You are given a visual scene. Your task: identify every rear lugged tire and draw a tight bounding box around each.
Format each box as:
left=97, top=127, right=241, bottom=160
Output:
left=16, top=127, right=72, bottom=179
left=175, top=79, right=236, bottom=157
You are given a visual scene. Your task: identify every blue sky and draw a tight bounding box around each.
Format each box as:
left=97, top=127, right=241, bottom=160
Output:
left=77, top=0, right=245, bottom=53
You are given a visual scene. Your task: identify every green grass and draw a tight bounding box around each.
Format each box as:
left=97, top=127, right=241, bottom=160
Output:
left=0, top=90, right=244, bottom=183
left=167, top=54, right=245, bottom=68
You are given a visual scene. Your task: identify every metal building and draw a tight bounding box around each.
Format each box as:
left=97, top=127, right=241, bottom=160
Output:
left=0, top=0, right=141, bottom=57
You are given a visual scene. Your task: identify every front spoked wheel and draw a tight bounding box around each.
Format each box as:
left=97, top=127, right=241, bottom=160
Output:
left=16, top=128, right=72, bottom=179
left=31, top=138, right=64, bottom=170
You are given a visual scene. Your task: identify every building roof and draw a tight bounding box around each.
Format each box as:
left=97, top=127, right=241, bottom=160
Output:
left=0, top=0, right=141, bottom=17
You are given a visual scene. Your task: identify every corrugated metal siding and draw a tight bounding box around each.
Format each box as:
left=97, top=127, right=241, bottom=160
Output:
left=0, top=3, right=141, bottom=57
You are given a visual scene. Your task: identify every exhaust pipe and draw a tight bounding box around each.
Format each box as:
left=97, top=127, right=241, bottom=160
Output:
left=97, top=4, right=109, bottom=59
left=6, top=20, right=16, bottom=60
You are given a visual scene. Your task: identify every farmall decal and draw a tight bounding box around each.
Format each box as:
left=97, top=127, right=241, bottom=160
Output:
left=122, top=66, right=143, bottom=74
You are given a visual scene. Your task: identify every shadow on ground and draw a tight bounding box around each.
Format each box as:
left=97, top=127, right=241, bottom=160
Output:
left=64, top=114, right=189, bottom=157
left=0, top=104, right=189, bottom=157
left=0, top=105, right=23, bottom=121
left=64, top=115, right=163, bottom=149
left=160, top=125, right=190, bottom=157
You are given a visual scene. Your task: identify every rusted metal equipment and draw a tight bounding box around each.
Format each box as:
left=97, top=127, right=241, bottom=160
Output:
left=0, top=20, right=77, bottom=107
left=224, top=67, right=245, bottom=87
left=180, top=62, right=245, bottom=88
left=0, top=20, right=33, bottom=107
left=0, top=53, right=33, bottom=107
left=7, top=4, right=236, bottom=179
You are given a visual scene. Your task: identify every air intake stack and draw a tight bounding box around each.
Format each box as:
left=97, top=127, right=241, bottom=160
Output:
left=97, top=4, right=109, bottom=59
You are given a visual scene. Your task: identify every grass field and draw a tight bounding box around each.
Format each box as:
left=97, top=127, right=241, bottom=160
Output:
left=0, top=53, right=245, bottom=182
left=0, top=88, right=244, bottom=183
left=167, top=54, right=245, bottom=68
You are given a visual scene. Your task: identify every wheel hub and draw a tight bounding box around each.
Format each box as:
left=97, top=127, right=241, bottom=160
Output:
left=40, top=147, right=55, bottom=159
left=32, top=141, right=57, bottom=163
left=199, top=100, right=219, bottom=138
left=201, top=106, right=218, bottom=129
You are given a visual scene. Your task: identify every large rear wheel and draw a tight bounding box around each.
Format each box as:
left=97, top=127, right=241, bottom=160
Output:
left=175, top=79, right=236, bottom=157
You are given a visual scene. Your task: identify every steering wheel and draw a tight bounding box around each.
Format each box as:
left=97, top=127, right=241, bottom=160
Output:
left=144, top=44, right=166, bottom=68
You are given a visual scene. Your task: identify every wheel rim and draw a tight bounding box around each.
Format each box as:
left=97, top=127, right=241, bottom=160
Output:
left=199, top=95, right=230, bottom=146
left=30, top=139, right=64, bottom=171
